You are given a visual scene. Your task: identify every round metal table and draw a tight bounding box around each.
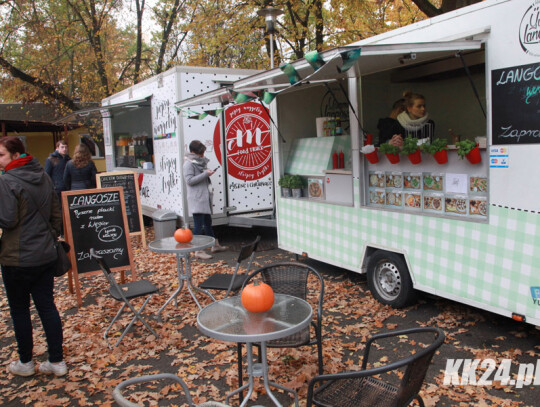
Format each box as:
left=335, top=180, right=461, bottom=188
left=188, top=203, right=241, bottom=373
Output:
left=197, top=293, right=312, bottom=407
left=149, top=235, right=215, bottom=319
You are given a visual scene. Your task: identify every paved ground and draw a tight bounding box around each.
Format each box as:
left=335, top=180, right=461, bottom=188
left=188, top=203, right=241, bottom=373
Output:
left=1, top=225, right=539, bottom=406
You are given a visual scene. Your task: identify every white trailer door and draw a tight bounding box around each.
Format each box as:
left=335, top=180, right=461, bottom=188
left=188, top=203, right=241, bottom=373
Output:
left=177, top=89, right=274, bottom=217
left=215, top=101, right=273, bottom=215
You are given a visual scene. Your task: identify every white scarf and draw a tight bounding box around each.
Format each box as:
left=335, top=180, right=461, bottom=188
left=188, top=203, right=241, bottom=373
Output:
left=397, top=111, right=430, bottom=132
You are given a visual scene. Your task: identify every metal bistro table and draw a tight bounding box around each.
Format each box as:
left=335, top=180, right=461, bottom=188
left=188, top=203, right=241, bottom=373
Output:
left=149, top=235, right=215, bottom=320
left=197, top=294, right=312, bottom=407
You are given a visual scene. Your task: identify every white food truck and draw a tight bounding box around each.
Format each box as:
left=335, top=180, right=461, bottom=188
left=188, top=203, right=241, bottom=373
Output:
left=72, top=66, right=276, bottom=228
left=176, top=0, right=540, bottom=325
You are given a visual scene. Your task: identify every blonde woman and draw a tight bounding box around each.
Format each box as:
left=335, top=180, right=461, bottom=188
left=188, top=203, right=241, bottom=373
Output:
left=63, top=143, right=97, bottom=190
left=388, top=91, right=435, bottom=147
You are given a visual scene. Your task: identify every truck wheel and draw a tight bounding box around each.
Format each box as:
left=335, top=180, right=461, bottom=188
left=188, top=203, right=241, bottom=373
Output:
left=367, top=251, right=416, bottom=308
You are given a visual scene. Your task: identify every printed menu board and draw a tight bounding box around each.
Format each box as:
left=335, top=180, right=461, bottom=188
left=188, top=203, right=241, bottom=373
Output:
left=367, top=170, right=488, bottom=220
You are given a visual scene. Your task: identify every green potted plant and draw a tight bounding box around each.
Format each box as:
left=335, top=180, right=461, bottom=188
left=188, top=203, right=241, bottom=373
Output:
left=400, top=136, right=422, bottom=164
left=289, top=175, right=305, bottom=198
left=420, top=138, right=449, bottom=164
left=278, top=175, right=292, bottom=197
left=456, top=139, right=481, bottom=164
left=378, top=142, right=400, bottom=164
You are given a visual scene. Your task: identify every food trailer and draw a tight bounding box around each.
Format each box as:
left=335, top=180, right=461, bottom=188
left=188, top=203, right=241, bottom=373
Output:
left=177, top=0, right=540, bottom=325
left=79, top=66, right=275, bottom=227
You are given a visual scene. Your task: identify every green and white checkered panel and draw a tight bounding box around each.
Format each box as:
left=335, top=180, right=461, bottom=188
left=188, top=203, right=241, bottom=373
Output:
left=278, top=199, right=540, bottom=323
left=285, top=136, right=351, bottom=175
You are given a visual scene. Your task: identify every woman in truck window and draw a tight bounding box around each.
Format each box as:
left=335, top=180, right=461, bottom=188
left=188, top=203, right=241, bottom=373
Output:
left=388, top=91, right=435, bottom=147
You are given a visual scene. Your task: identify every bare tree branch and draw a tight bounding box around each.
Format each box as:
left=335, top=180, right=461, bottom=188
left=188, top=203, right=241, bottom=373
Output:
left=0, top=55, right=76, bottom=110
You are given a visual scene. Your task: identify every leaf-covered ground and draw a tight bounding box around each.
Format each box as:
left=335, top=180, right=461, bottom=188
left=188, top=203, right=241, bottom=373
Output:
left=0, top=226, right=539, bottom=406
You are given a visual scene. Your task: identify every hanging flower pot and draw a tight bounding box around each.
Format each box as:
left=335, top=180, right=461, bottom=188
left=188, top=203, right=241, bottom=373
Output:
left=385, top=153, right=400, bottom=164
left=420, top=138, right=449, bottom=165
left=407, top=149, right=422, bottom=165
left=379, top=143, right=400, bottom=164
left=456, top=140, right=481, bottom=164
left=466, top=145, right=482, bottom=164
left=364, top=150, right=379, bottom=164
left=433, top=149, right=448, bottom=164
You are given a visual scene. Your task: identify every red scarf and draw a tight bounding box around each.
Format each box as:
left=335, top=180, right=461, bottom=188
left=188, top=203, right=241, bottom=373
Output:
left=5, top=155, right=33, bottom=172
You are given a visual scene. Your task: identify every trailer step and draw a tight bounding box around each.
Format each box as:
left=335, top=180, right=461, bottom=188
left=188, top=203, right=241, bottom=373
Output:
left=228, top=211, right=276, bottom=228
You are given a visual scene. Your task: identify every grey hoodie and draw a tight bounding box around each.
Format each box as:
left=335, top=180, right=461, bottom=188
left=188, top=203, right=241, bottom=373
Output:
left=183, top=153, right=212, bottom=215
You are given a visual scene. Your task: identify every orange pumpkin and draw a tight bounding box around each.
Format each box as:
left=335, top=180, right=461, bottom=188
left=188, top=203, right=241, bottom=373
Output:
left=174, top=228, right=193, bottom=243
left=241, top=280, right=274, bottom=313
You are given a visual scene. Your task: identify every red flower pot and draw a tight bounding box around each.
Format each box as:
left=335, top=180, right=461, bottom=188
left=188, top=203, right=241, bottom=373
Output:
left=364, top=150, right=379, bottom=164
left=385, top=153, right=400, bottom=164
left=407, top=149, right=422, bottom=164
left=466, top=145, right=481, bottom=164
left=433, top=149, right=448, bottom=164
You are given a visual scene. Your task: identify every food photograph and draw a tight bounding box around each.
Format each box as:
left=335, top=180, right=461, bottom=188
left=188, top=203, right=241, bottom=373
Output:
left=423, top=193, right=444, bottom=212
left=369, top=171, right=386, bottom=188
left=469, top=176, right=488, bottom=193
left=308, top=178, right=324, bottom=199
left=404, top=173, right=422, bottom=190
left=385, top=172, right=403, bottom=189
left=386, top=191, right=403, bottom=207
left=423, top=173, right=444, bottom=191
left=469, top=197, right=488, bottom=216
left=445, top=196, right=468, bottom=215
left=404, top=192, right=422, bottom=210
left=369, top=189, right=386, bottom=205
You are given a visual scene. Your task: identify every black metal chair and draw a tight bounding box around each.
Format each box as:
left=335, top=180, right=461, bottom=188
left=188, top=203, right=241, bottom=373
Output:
left=91, top=249, right=159, bottom=347
left=306, top=327, right=445, bottom=407
left=198, top=235, right=260, bottom=298
left=113, top=373, right=231, bottom=407
left=237, top=262, right=325, bottom=392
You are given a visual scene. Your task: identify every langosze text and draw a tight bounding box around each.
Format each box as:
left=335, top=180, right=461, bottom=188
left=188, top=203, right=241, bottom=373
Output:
left=69, top=192, right=121, bottom=208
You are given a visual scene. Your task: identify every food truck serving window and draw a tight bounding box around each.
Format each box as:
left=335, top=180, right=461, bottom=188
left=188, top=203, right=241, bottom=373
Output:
left=109, top=100, right=153, bottom=170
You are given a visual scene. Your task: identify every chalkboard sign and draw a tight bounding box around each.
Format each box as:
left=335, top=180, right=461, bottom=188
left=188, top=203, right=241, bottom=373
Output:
left=491, top=62, right=540, bottom=144
left=97, top=171, right=146, bottom=247
left=62, top=187, right=135, bottom=306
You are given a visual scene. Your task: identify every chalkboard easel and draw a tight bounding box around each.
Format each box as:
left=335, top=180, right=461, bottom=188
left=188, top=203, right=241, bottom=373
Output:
left=96, top=171, right=146, bottom=248
left=62, top=187, right=136, bottom=306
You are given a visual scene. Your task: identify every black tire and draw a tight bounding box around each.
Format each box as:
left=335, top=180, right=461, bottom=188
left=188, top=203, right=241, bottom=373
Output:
left=367, top=251, right=416, bottom=308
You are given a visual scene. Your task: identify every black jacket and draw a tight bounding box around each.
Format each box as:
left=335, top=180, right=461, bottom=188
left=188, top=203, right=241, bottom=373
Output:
left=63, top=160, right=97, bottom=190
left=377, top=117, right=404, bottom=146
left=0, top=158, right=61, bottom=267
left=44, top=151, right=71, bottom=192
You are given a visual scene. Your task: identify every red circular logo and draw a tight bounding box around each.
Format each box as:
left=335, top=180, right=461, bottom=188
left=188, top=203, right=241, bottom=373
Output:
left=213, top=102, right=272, bottom=181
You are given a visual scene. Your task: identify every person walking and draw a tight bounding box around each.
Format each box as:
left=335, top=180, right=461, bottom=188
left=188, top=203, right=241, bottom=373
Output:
left=183, top=140, right=228, bottom=259
left=44, top=140, right=70, bottom=205
left=0, top=136, right=67, bottom=377
left=63, top=143, right=97, bottom=190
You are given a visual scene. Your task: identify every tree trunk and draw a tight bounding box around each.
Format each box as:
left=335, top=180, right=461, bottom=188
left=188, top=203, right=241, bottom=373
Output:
left=156, top=0, right=182, bottom=74
left=313, top=0, right=324, bottom=52
left=133, top=0, right=145, bottom=84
